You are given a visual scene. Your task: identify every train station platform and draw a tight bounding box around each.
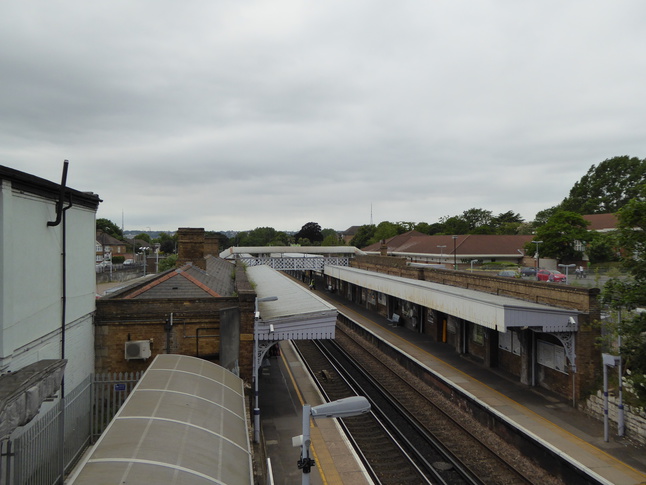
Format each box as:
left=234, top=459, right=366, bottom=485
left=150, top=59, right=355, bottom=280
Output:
left=261, top=285, right=646, bottom=485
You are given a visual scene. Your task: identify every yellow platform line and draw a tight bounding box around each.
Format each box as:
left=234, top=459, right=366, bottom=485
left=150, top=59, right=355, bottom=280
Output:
left=280, top=348, right=346, bottom=485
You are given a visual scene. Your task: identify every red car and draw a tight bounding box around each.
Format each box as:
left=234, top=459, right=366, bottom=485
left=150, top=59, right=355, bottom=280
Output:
left=537, top=269, right=567, bottom=282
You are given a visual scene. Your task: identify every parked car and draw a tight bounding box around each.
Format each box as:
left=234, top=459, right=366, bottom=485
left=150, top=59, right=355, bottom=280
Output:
left=123, top=259, right=134, bottom=265
left=497, top=270, right=519, bottom=278
left=520, top=267, right=536, bottom=277
left=537, top=269, right=567, bottom=282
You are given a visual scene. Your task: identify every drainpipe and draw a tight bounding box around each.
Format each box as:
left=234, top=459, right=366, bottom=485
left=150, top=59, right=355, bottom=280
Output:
left=47, top=160, right=73, bottom=485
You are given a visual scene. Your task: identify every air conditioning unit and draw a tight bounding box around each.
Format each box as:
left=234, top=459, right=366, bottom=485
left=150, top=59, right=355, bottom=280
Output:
left=124, top=340, right=152, bottom=361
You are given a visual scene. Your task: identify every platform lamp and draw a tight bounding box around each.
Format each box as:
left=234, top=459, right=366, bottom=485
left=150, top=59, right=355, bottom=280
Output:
left=437, top=245, right=446, bottom=264
left=140, top=246, right=150, bottom=276
left=294, top=396, right=371, bottom=485
left=253, top=295, right=278, bottom=443
left=452, top=235, right=458, bottom=270
left=532, top=241, right=543, bottom=279
left=558, top=263, right=575, bottom=285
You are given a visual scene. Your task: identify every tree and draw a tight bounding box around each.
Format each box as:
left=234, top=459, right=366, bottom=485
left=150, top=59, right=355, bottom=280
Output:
left=600, top=190, right=646, bottom=404
left=438, top=216, right=469, bottom=235
left=533, top=206, right=559, bottom=227
left=321, top=229, right=343, bottom=246
left=371, top=221, right=402, bottom=244
left=560, top=156, right=646, bottom=214
left=529, top=211, right=590, bottom=261
left=155, top=232, right=178, bottom=254
left=237, top=227, right=287, bottom=246
left=295, top=222, right=323, bottom=244
left=96, top=218, right=123, bottom=239
left=349, top=225, right=376, bottom=248
left=461, top=208, right=493, bottom=231
left=158, top=254, right=178, bottom=272
left=586, top=232, right=619, bottom=264
left=135, top=233, right=151, bottom=244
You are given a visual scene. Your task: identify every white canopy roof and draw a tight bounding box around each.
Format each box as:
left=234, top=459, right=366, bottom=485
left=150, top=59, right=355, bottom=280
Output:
left=247, top=265, right=338, bottom=340
left=325, top=266, right=579, bottom=333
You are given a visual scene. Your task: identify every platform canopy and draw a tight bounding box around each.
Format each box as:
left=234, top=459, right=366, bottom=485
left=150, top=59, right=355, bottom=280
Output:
left=247, top=265, right=338, bottom=340
left=67, top=354, right=252, bottom=485
left=325, top=266, right=580, bottom=333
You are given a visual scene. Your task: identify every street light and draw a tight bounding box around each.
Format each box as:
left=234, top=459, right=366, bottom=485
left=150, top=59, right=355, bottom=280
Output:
left=452, top=235, right=458, bottom=270
left=154, top=243, right=161, bottom=273
left=470, top=259, right=478, bottom=272
left=558, top=263, right=575, bottom=285
left=532, top=241, right=543, bottom=279
left=140, top=246, right=150, bottom=276
left=253, top=296, right=278, bottom=443
left=437, top=245, right=446, bottom=264
left=295, top=396, right=371, bottom=485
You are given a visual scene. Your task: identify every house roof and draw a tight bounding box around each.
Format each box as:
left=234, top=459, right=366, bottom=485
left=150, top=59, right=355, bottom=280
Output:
left=363, top=232, right=534, bottom=257
left=342, top=225, right=361, bottom=236
left=583, top=213, right=618, bottom=232
left=116, top=256, right=235, bottom=299
left=96, top=231, right=127, bottom=247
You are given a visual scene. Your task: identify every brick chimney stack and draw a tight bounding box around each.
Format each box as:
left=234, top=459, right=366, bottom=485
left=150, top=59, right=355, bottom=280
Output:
left=204, top=234, right=220, bottom=257
left=380, top=239, right=388, bottom=257
left=177, top=228, right=206, bottom=270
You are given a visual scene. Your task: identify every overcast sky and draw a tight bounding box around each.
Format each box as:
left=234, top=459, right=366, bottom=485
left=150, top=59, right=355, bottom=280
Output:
left=2, top=2, right=645, bottom=232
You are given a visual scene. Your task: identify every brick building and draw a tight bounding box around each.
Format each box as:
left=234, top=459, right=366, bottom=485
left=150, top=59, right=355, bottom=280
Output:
left=95, top=228, right=256, bottom=382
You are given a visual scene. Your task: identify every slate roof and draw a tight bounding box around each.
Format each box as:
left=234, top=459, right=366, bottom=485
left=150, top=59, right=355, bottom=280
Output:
left=124, top=256, right=235, bottom=299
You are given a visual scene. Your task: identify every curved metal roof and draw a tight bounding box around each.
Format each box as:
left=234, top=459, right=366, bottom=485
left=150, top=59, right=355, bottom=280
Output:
left=68, top=354, right=252, bottom=485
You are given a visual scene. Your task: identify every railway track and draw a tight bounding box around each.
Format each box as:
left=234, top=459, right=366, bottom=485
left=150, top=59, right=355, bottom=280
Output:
left=294, top=327, right=563, bottom=485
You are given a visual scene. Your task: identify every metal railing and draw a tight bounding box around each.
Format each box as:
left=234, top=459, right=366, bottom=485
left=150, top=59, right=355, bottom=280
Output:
left=2, top=376, right=92, bottom=485
left=0, top=372, right=142, bottom=485
left=91, top=372, right=142, bottom=441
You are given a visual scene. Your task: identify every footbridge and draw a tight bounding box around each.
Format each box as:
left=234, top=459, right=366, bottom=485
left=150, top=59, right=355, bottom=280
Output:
left=219, top=246, right=365, bottom=272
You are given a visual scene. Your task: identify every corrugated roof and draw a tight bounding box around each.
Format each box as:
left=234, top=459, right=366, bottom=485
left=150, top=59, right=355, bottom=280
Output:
left=67, top=354, right=252, bottom=485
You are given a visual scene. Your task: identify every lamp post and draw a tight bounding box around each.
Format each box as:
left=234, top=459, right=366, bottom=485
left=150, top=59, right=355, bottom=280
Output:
left=532, top=241, right=543, bottom=279
left=452, top=235, right=458, bottom=270
left=295, top=396, right=370, bottom=485
left=154, top=243, right=160, bottom=273
left=437, top=245, right=446, bottom=264
left=253, top=296, right=278, bottom=443
left=470, top=259, right=478, bottom=272
left=558, top=263, right=575, bottom=285
left=140, top=247, right=150, bottom=276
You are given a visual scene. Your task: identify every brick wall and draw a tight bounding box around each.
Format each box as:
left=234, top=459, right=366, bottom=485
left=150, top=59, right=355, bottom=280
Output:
left=95, top=298, right=237, bottom=374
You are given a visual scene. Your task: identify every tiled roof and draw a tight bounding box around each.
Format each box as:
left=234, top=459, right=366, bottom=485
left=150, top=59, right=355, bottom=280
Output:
left=364, top=231, right=534, bottom=256
left=583, top=213, right=618, bottom=231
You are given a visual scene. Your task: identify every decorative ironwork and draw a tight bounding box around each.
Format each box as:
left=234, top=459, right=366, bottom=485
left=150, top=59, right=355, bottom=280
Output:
left=239, top=257, right=349, bottom=271
left=552, top=331, right=576, bottom=372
